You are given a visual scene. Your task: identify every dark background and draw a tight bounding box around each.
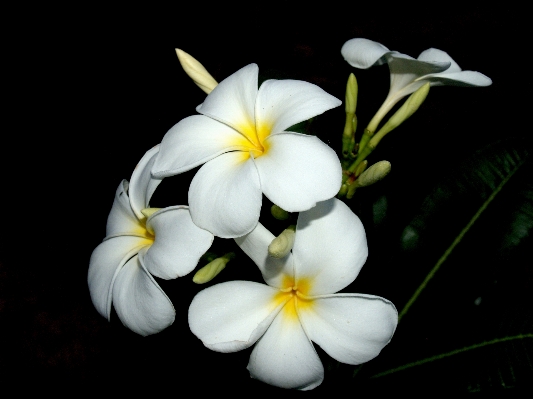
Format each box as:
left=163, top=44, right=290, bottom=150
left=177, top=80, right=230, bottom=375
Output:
left=3, top=5, right=532, bottom=395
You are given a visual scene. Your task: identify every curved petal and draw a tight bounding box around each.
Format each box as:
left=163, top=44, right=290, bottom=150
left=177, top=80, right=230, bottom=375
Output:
left=341, top=38, right=392, bottom=68
left=144, top=206, right=214, bottom=279
left=247, top=303, right=324, bottom=390
left=129, top=144, right=163, bottom=219
left=387, top=56, right=450, bottom=97
left=112, top=250, right=175, bottom=336
left=387, top=52, right=450, bottom=76
left=299, top=294, right=398, bottom=365
left=417, top=48, right=461, bottom=73
left=234, top=222, right=294, bottom=288
left=255, top=79, right=341, bottom=136
left=292, top=198, right=367, bottom=295
left=197, top=63, right=258, bottom=135
left=188, top=281, right=288, bottom=352
left=152, top=115, right=255, bottom=178
left=188, top=151, right=262, bottom=238
left=105, top=180, right=147, bottom=238
left=424, top=70, right=493, bottom=87
left=254, top=133, right=342, bottom=212
left=88, top=235, right=151, bottom=319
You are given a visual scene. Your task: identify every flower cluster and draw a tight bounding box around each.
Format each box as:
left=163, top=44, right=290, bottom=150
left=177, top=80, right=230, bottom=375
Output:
left=89, top=38, right=490, bottom=390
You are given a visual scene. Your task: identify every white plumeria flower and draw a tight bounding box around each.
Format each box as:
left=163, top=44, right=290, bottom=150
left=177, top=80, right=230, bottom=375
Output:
left=152, top=63, right=343, bottom=239
left=189, top=198, right=398, bottom=390
left=88, top=145, right=214, bottom=336
left=341, top=38, right=492, bottom=131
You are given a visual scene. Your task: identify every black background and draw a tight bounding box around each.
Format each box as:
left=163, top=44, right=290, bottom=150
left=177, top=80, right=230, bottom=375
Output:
left=3, top=5, right=531, bottom=396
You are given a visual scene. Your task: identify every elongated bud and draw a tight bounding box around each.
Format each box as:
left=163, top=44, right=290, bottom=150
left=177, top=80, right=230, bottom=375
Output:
left=346, top=161, right=391, bottom=199
left=271, top=204, right=290, bottom=220
left=175, top=49, right=218, bottom=94
left=268, top=225, right=296, bottom=258
left=345, top=73, right=358, bottom=114
left=373, top=83, right=430, bottom=139
left=342, top=74, right=359, bottom=158
left=356, top=160, right=391, bottom=187
left=193, top=252, right=235, bottom=284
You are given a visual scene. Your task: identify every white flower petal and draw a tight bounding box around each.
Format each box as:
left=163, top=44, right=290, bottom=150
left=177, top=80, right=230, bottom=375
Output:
left=387, top=55, right=450, bottom=97
left=247, top=304, right=324, bottom=390
left=112, top=251, right=175, bottom=336
left=424, top=70, right=493, bottom=87
left=196, top=64, right=258, bottom=133
left=255, top=79, right=341, bottom=135
left=388, top=55, right=450, bottom=76
left=417, top=48, right=462, bottom=73
left=152, top=115, right=253, bottom=178
left=144, top=206, right=213, bottom=279
left=292, top=198, right=367, bottom=295
left=234, top=222, right=293, bottom=288
left=299, top=294, right=398, bottom=365
left=341, top=38, right=392, bottom=68
left=254, top=133, right=342, bottom=212
left=188, top=281, right=287, bottom=353
left=105, top=180, right=146, bottom=237
left=188, top=151, right=262, bottom=238
left=128, top=144, right=163, bottom=219
left=88, top=236, right=151, bottom=319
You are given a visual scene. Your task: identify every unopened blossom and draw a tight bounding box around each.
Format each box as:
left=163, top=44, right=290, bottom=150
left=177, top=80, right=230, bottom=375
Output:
left=175, top=48, right=218, bottom=94
left=152, top=63, right=342, bottom=238
left=189, top=198, right=398, bottom=390
left=88, top=145, right=213, bottom=336
left=341, top=38, right=492, bottom=132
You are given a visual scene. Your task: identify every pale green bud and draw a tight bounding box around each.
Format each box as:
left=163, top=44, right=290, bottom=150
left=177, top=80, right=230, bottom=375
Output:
left=373, top=83, right=430, bottom=139
left=342, top=74, right=359, bottom=158
left=345, top=73, right=358, bottom=114
left=175, top=48, right=218, bottom=94
left=271, top=204, right=290, bottom=220
left=268, top=226, right=296, bottom=258
left=355, top=160, right=391, bottom=187
left=193, top=252, right=235, bottom=284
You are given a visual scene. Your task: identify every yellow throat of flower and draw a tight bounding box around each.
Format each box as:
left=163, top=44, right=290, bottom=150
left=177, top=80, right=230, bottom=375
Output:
left=273, top=275, right=314, bottom=323
left=136, top=208, right=158, bottom=240
left=234, top=120, right=272, bottom=159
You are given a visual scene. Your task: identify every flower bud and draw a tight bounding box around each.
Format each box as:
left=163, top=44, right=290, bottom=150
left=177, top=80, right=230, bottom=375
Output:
left=373, top=83, right=430, bottom=139
left=175, top=48, right=218, bottom=94
left=342, top=74, right=359, bottom=158
left=268, top=226, right=296, bottom=258
left=193, top=252, right=235, bottom=284
left=345, top=73, right=358, bottom=114
left=271, top=204, right=290, bottom=220
left=355, top=160, right=391, bottom=187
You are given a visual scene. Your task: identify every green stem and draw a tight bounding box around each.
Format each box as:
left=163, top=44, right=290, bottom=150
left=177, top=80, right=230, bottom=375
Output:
left=346, top=143, right=374, bottom=175
left=371, top=334, right=533, bottom=378
left=398, top=160, right=524, bottom=322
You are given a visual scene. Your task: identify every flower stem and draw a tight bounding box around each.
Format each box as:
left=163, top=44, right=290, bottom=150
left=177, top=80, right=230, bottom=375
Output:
left=371, top=334, right=533, bottom=378
left=398, top=159, right=524, bottom=322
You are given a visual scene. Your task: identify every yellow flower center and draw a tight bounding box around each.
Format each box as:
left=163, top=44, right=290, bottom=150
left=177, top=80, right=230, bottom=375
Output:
left=138, top=208, right=158, bottom=240
left=233, top=119, right=272, bottom=160
left=131, top=217, right=155, bottom=241
left=273, top=274, right=314, bottom=324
